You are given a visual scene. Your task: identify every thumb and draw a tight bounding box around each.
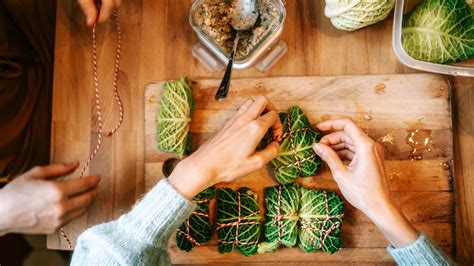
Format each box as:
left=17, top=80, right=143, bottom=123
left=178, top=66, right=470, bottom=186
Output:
left=312, top=143, right=346, bottom=175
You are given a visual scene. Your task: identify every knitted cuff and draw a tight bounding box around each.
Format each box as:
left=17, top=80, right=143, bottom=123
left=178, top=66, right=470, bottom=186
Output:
left=387, top=233, right=453, bottom=265
left=118, top=179, right=196, bottom=246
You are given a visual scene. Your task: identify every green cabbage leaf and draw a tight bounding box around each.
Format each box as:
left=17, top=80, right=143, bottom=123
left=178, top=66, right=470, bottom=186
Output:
left=402, top=0, right=474, bottom=64
left=156, top=77, right=194, bottom=158
left=257, top=183, right=300, bottom=254
left=176, top=186, right=216, bottom=252
left=271, top=106, right=322, bottom=184
left=299, top=188, right=344, bottom=254
left=216, top=187, right=262, bottom=256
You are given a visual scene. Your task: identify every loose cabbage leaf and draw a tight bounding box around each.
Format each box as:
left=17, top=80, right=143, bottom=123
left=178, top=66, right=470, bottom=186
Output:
left=402, top=0, right=474, bottom=64
left=216, top=187, right=262, bottom=256
left=157, top=77, right=194, bottom=158
left=271, top=106, right=322, bottom=184
left=298, top=188, right=344, bottom=254
left=257, top=183, right=300, bottom=254
left=176, top=186, right=216, bottom=252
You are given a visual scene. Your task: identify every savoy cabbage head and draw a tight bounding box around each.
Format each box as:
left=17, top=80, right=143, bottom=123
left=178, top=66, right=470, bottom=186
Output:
left=402, top=0, right=474, bottom=64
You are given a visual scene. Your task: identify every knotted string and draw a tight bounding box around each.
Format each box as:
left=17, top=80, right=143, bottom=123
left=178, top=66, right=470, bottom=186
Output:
left=273, top=114, right=317, bottom=173
left=176, top=198, right=211, bottom=246
left=217, top=192, right=260, bottom=245
left=59, top=9, right=124, bottom=249
left=300, top=191, right=344, bottom=249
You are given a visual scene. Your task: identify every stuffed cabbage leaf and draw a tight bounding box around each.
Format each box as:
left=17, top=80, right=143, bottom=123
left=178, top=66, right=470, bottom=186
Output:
left=298, top=188, right=344, bottom=254
left=257, top=183, right=300, bottom=254
left=216, top=187, right=262, bottom=256
left=271, top=106, right=322, bottom=184
left=157, top=77, right=194, bottom=158
left=176, top=186, right=216, bottom=251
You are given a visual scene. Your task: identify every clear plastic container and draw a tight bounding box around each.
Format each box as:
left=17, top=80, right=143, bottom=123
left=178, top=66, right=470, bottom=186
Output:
left=189, top=0, right=287, bottom=71
left=392, top=0, right=474, bottom=77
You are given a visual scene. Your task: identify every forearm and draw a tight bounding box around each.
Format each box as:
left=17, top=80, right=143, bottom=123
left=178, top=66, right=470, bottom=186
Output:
left=365, top=200, right=452, bottom=265
left=365, top=200, right=418, bottom=248
left=71, top=179, right=196, bottom=265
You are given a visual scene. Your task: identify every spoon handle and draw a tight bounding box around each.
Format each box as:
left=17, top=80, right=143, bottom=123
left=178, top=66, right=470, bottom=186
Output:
left=215, top=32, right=240, bottom=101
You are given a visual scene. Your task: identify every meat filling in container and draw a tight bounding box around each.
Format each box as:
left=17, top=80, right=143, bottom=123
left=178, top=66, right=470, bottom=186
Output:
left=189, top=0, right=287, bottom=71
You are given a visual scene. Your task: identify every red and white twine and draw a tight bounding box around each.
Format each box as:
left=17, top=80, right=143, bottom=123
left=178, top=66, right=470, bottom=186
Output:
left=300, top=191, right=344, bottom=249
left=271, top=186, right=297, bottom=243
left=176, top=198, right=211, bottom=246
left=60, top=9, right=124, bottom=249
left=217, top=192, right=260, bottom=246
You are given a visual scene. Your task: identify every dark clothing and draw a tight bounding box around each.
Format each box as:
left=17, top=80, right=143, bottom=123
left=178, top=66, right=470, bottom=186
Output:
left=0, top=0, right=56, bottom=186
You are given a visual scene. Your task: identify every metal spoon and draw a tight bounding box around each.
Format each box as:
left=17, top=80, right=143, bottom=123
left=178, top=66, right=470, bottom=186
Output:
left=215, top=0, right=259, bottom=101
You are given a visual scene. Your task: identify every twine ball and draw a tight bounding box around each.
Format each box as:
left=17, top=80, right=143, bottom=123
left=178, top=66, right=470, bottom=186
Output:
left=324, top=0, right=395, bottom=31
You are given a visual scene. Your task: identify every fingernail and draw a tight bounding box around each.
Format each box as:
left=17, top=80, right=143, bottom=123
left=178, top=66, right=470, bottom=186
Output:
left=312, top=143, right=323, bottom=155
left=87, top=16, right=95, bottom=26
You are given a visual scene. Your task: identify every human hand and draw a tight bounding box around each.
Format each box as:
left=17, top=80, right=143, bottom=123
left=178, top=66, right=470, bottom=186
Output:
left=312, top=119, right=391, bottom=214
left=0, top=163, right=100, bottom=235
left=77, top=0, right=122, bottom=26
left=312, top=119, right=417, bottom=247
left=168, top=96, right=283, bottom=200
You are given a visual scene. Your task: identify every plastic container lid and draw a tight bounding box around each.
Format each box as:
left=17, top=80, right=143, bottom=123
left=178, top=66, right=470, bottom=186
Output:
left=192, top=41, right=288, bottom=72
left=392, top=0, right=474, bottom=77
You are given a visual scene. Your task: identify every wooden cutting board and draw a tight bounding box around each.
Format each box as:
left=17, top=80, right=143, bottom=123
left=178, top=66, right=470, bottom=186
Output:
left=144, top=74, right=453, bottom=264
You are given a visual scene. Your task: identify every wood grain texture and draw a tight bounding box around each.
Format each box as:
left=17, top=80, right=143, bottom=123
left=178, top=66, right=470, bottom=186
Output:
left=49, top=0, right=474, bottom=264
left=143, top=75, right=453, bottom=263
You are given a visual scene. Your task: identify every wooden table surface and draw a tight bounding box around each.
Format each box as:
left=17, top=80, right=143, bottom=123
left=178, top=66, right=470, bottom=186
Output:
left=48, top=0, right=474, bottom=264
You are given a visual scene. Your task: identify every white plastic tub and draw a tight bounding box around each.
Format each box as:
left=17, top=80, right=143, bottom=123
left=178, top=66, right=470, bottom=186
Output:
left=392, top=0, right=474, bottom=77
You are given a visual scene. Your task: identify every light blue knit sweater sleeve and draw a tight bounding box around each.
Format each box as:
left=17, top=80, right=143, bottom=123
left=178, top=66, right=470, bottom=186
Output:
left=71, top=179, right=196, bottom=266
left=387, top=234, right=454, bottom=265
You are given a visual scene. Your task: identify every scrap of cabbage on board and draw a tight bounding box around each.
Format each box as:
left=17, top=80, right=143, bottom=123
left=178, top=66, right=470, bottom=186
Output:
left=176, top=186, right=215, bottom=252
left=299, top=187, right=344, bottom=254
left=216, top=187, right=262, bottom=256
left=402, top=0, right=474, bottom=64
left=156, top=77, right=194, bottom=158
left=270, top=106, right=322, bottom=184
left=257, top=183, right=301, bottom=254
